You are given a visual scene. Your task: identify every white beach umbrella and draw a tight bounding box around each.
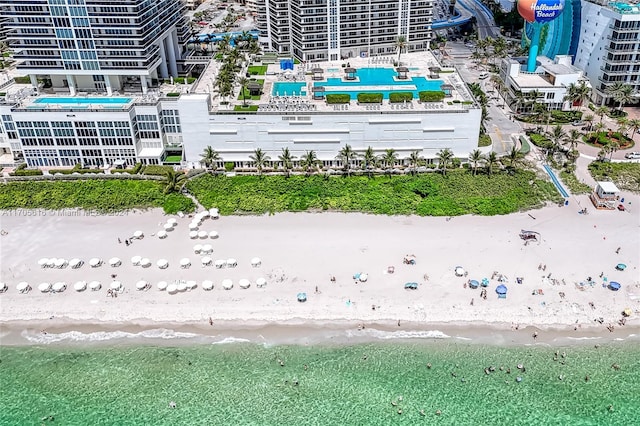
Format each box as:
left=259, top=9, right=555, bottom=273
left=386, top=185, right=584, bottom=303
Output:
left=226, top=258, right=237, bottom=268
left=455, top=266, right=466, bottom=277
left=202, top=244, right=212, bottom=254
left=157, top=281, right=168, bottom=291
left=69, top=258, right=83, bottom=269
left=202, top=280, right=214, bottom=291
left=110, top=281, right=122, bottom=290
left=251, top=257, right=261, bottom=267
left=209, top=208, right=219, bottom=219
left=17, top=282, right=30, bottom=293
left=222, top=279, right=233, bottom=290
left=198, top=231, right=208, bottom=239
left=54, top=258, right=67, bottom=268
left=177, top=282, right=187, bottom=292
left=89, top=258, right=102, bottom=268
left=186, top=280, right=197, bottom=290
left=188, top=223, right=199, bottom=231
left=74, top=281, right=87, bottom=292
left=256, top=277, right=267, bottom=288
left=46, top=258, right=56, bottom=268
left=109, top=257, right=122, bottom=267
left=140, top=258, right=151, bottom=268
left=189, top=231, right=199, bottom=239
left=208, top=231, right=219, bottom=239
left=157, top=230, right=168, bottom=239
left=215, top=259, right=226, bottom=269
left=200, top=210, right=210, bottom=219
left=131, top=256, right=142, bottom=266
left=201, top=256, right=212, bottom=266
left=89, top=281, right=101, bottom=291
left=38, top=282, right=52, bottom=293
left=180, top=258, right=191, bottom=268
left=136, top=280, right=148, bottom=291
left=133, top=230, right=144, bottom=239
left=163, top=223, right=173, bottom=231
left=157, top=259, right=169, bottom=269
left=52, top=281, right=67, bottom=293
left=239, top=279, right=251, bottom=289
left=0, top=282, right=7, bottom=293
left=38, top=258, right=50, bottom=268
left=167, top=218, right=177, bottom=225
left=193, top=244, right=203, bottom=254
left=167, top=283, right=178, bottom=294
left=359, top=273, right=368, bottom=282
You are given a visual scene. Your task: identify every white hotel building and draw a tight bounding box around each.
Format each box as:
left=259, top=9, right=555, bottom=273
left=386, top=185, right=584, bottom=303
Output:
left=0, top=1, right=481, bottom=169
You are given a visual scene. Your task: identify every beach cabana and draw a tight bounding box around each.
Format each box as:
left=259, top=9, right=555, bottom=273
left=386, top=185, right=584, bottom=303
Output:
left=186, top=280, right=197, bottom=290
left=52, top=282, right=67, bottom=293
left=344, top=67, right=357, bottom=80
left=140, top=258, right=151, bottom=268
left=131, top=256, right=142, bottom=266
left=38, top=282, right=52, bottom=293
left=429, top=66, right=441, bottom=78
left=157, top=230, right=168, bottom=239
left=38, top=258, right=49, bottom=268
left=215, top=259, right=226, bottom=269
left=157, top=259, right=169, bottom=269
left=193, top=244, right=203, bottom=254
left=157, top=281, right=168, bottom=291
left=133, top=230, right=144, bottom=239
left=180, top=258, right=191, bottom=269
left=202, top=280, right=214, bottom=291
left=396, top=66, right=409, bottom=80
left=69, top=258, right=83, bottom=269
left=136, top=280, right=149, bottom=291
left=210, top=211, right=219, bottom=220
left=74, top=281, right=87, bottom=292
left=189, top=231, right=199, bottom=239
left=0, top=282, right=7, bottom=293
left=109, top=257, right=122, bottom=267
left=209, top=231, right=219, bottom=239
left=222, top=279, right=233, bottom=290
left=202, top=244, right=213, bottom=254
left=89, top=258, right=102, bottom=268
left=455, top=266, right=466, bottom=277
left=89, top=281, right=101, bottom=291
left=311, top=67, right=324, bottom=80
left=17, top=282, right=31, bottom=293
left=247, top=82, right=262, bottom=96
left=496, top=284, right=508, bottom=298
left=256, top=277, right=267, bottom=288
left=239, top=279, right=251, bottom=289
left=201, top=256, right=212, bottom=266
left=297, top=292, right=307, bottom=302
left=469, top=280, right=479, bottom=289
left=226, top=258, right=237, bottom=268
left=110, top=281, right=122, bottom=291
left=312, top=86, right=325, bottom=100
left=251, top=257, right=262, bottom=267
left=609, top=281, right=621, bottom=291
left=440, top=84, right=454, bottom=97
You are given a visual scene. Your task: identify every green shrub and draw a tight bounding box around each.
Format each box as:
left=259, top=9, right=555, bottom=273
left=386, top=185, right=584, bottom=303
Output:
left=528, top=133, right=554, bottom=150
left=418, top=91, right=445, bottom=102
left=388, top=92, right=413, bottom=103
left=549, top=110, right=582, bottom=123
left=14, top=76, right=30, bottom=84
left=132, top=162, right=143, bottom=174
left=357, top=93, right=383, bottom=103
left=165, top=92, right=180, bottom=97
left=224, top=162, right=235, bottom=172
left=588, top=161, right=640, bottom=192
left=233, top=105, right=259, bottom=111
left=478, top=134, right=492, bottom=147
left=326, top=94, right=351, bottom=104
left=10, top=168, right=43, bottom=176
left=559, top=170, right=591, bottom=195
left=143, top=165, right=175, bottom=176
left=50, top=164, right=102, bottom=175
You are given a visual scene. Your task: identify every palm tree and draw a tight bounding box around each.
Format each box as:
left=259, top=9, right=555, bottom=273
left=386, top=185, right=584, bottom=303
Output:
left=162, top=170, right=187, bottom=194
left=583, top=113, right=594, bottom=131
left=336, top=144, right=356, bottom=176
left=608, top=140, right=620, bottom=160
left=237, top=76, right=249, bottom=106
left=564, top=129, right=582, bottom=152
left=361, top=146, right=377, bottom=178
left=380, top=149, right=398, bottom=177
left=595, top=105, right=608, bottom=124
left=616, top=117, right=629, bottom=137
left=300, top=150, right=320, bottom=176
left=606, top=82, right=635, bottom=111
left=436, top=148, right=454, bottom=176
left=408, top=150, right=425, bottom=176
left=278, top=147, right=295, bottom=178
left=395, top=36, right=407, bottom=64
left=504, top=145, right=523, bottom=173
left=249, top=148, right=270, bottom=176
left=199, top=146, right=221, bottom=171
left=564, top=81, right=591, bottom=110
left=547, top=125, right=567, bottom=155
left=485, top=151, right=498, bottom=176
left=628, top=118, right=640, bottom=139
left=468, top=149, right=485, bottom=176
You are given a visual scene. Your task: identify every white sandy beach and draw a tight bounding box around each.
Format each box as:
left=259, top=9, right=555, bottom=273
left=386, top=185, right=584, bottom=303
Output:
left=1, top=193, right=639, bottom=337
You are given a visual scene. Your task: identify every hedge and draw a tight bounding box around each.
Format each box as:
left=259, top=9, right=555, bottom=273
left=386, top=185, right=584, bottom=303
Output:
left=326, top=94, right=351, bottom=104
left=143, top=165, right=175, bottom=176
left=49, top=164, right=103, bottom=175
left=165, top=92, right=180, bottom=97
left=419, top=91, right=445, bottom=102
left=356, top=93, right=383, bottom=103
left=389, top=92, right=413, bottom=103
left=9, top=163, right=43, bottom=176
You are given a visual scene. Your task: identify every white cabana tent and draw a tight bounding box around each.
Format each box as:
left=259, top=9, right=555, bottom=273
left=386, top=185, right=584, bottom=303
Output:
left=69, top=258, right=83, bottom=269
left=52, top=282, right=67, bottom=293
left=157, top=259, right=169, bottom=269
left=199, top=211, right=210, bottom=219
left=89, top=281, right=101, bottom=291
left=455, top=266, right=466, bottom=277
left=201, top=244, right=212, bottom=254
left=222, top=279, right=233, bottom=290
left=193, top=244, right=203, bottom=254
left=38, top=258, right=49, bottom=268
left=256, top=277, right=267, bottom=288
left=38, top=282, right=51, bottom=293
left=17, top=282, right=31, bottom=293
left=140, top=258, right=151, bottom=268
left=209, top=231, right=219, bottom=239
left=133, top=230, right=144, bottom=239
left=54, top=258, right=68, bottom=268
left=157, top=281, right=168, bottom=291
left=157, top=230, right=168, bottom=239
left=239, top=279, right=251, bottom=289
left=109, top=257, right=122, bottom=267
left=167, top=283, right=178, bottom=294
left=0, top=282, right=8, bottom=293
left=136, top=280, right=149, bottom=291
left=74, top=281, right=87, bottom=292
left=180, top=258, right=191, bottom=268
left=189, top=231, right=199, bottom=239
left=359, top=273, right=368, bottom=282
left=251, top=257, right=262, bottom=267
left=110, top=281, right=122, bottom=291
left=209, top=208, right=219, bottom=219
left=89, top=258, right=102, bottom=268
left=201, top=256, right=212, bottom=266
left=226, top=258, right=237, bottom=268
left=215, top=259, right=226, bottom=269
left=202, top=280, right=214, bottom=291
left=186, top=280, right=197, bottom=290
left=131, top=256, right=142, bottom=266
left=198, top=231, right=208, bottom=239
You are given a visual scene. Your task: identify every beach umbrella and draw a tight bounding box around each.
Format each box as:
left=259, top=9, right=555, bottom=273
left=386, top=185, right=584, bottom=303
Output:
left=177, top=282, right=188, bottom=292
left=202, top=244, right=213, bottom=254
left=202, top=280, right=214, bottom=291
left=455, top=266, right=466, bottom=277
left=198, top=231, right=208, bottom=239
left=186, top=280, right=197, bottom=290
left=256, top=277, right=267, bottom=288
left=136, top=280, right=148, bottom=291
left=157, top=230, right=168, bottom=239
left=133, top=230, right=144, bottom=239
left=131, top=256, right=142, bottom=266
left=297, top=292, right=307, bottom=302
left=209, top=231, right=219, bottom=239
left=163, top=223, right=173, bottom=231
left=496, top=285, right=508, bottom=295
left=89, top=281, right=101, bottom=291
left=481, top=278, right=489, bottom=287
left=38, top=282, right=52, bottom=293
left=251, top=257, right=261, bottom=267
left=0, top=282, right=6, bottom=293
left=52, top=282, right=67, bottom=293
left=109, top=257, right=122, bottom=267
left=609, top=281, right=621, bottom=291
left=623, top=308, right=632, bottom=317
left=110, top=281, right=122, bottom=291
left=469, top=280, right=479, bottom=289
left=189, top=231, right=199, bottom=239
left=209, top=208, right=219, bottom=219
left=55, top=258, right=68, bottom=268
left=157, top=281, right=168, bottom=291
left=193, top=244, right=203, bottom=254
left=167, top=283, right=178, bottom=294
left=47, top=258, right=56, bottom=268
left=239, top=279, right=251, bottom=289
left=73, top=281, right=87, bottom=292
left=222, top=279, right=233, bottom=290
left=201, top=256, right=212, bottom=266
left=38, top=258, right=49, bottom=268
left=359, top=273, right=368, bottom=282
left=89, top=258, right=102, bottom=268
left=17, top=282, right=30, bottom=293
left=226, top=258, right=237, bottom=268
left=200, top=211, right=210, bottom=219
left=167, top=218, right=177, bottom=225
left=180, top=258, right=191, bottom=268
left=189, top=223, right=199, bottom=231
left=157, top=259, right=169, bottom=269
left=69, top=258, right=83, bottom=269
left=215, top=259, right=226, bottom=269
left=140, top=258, right=151, bottom=268
left=616, top=263, right=627, bottom=271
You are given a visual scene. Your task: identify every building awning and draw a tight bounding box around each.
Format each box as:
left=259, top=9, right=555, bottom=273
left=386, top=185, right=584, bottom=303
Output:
left=247, top=82, right=261, bottom=90
left=311, top=86, right=325, bottom=92
left=440, top=84, right=454, bottom=90
left=138, top=148, right=164, bottom=158
left=344, top=67, right=356, bottom=73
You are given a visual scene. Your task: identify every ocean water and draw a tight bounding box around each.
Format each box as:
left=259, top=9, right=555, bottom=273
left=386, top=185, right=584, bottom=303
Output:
left=1, top=340, right=638, bottom=425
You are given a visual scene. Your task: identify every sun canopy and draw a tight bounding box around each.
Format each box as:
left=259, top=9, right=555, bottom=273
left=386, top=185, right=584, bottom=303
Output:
left=251, top=257, right=261, bottom=267
left=38, top=258, right=49, bottom=267
left=131, top=256, right=142, bottom=266
left=496, top=285, right=508, bottom=294
left=109, top=257, right=121, bottom=267
left=89, top=258, right=102, bottom=267
left=609, top=281, right=621, bottom=291
left=209, top=231, right=219, bottom=239
left=74, top=281, right=87, bottom=292
left=180, top=258, right=191, bottom=267
left=136, top=280, right=148, bottom=290
left=38, top=282, right=51, bottom=292
left=140, top=258, right=151, bottom=267
left=256, top=277, right=267, bottom=288
left=455, top=266, right=466, bottom=277
left=133, top=231, right=143, bottom=238
left=110, top=281, right=122, bottom=290
left=52, top=282, right=66, bottom=292
left=157, top=259, right=169, bottom=269
left=239, top=279, right=251, bottom=289
left=202, top=280, right=214, bottom=291
left=157, top=230, right=168, bottom=238
left=189, top=231, right=199, bottom=239
left=89, top=281, right=101, bottom=291
left=157, top=281, right=168, bottom=291
left=202, top=244, right=213, bottom=253
left=222, top=279, right=233, bottom=290
left=69, top=258, right=83, bottom=268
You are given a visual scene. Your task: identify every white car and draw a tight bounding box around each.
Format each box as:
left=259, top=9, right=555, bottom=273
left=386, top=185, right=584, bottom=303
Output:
left=624, top=152, right=640, bottom=159
left=479, top=72, right=489, bottom=80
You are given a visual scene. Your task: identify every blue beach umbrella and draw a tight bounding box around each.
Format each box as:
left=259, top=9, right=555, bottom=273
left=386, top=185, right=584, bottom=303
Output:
left=608, top=282, right=621, bottom=291
left=481, top=278, right=489, bottom=287
left=616, top=263, right=627, bottom=271
left=469, top=280, right=479, bottom=289
left=496, top=285, right=508, bottom=295
left=297, top=292, right=307, bottom=302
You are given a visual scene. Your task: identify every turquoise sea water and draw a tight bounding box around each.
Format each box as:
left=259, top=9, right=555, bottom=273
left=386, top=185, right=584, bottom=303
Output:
left=1, top=341, right=639, bottom=425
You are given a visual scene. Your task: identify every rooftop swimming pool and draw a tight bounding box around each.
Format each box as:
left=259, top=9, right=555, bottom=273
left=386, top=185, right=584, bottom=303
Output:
left=314, top=68, right=443, bottom=100
left=34, top=97, right=132, bottom=105
left=272, top=82, right=307, bottom=96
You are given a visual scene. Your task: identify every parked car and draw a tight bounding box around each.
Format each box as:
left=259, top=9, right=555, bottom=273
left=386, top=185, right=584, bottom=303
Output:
left=479, top=72, right=489, bottom=80
left=624, top=152, right=640, bottom=159
left=571, top=121, right=584, bottom=126
left=617, top=204, right=625, bottom=211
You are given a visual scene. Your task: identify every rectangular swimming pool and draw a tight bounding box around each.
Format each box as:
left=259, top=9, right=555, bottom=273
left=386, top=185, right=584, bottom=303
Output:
left=314, top=67, right=443, bottom=100
left=34, top=97, right=132, bottom=105
left=272, top=82, right=306, bottom=96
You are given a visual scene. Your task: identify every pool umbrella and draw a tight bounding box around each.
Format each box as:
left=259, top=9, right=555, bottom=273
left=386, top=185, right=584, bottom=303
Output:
left=496, top=285, right=507, bottom=295
left=109, top=257, right=122, bottom=267
left=202, top=280, right=214, bottom=291
left=110, top=281, right=122, bottom=291
left=455, top=266, right=465, bottom=277
left=189, top=223, right=199, bottom=230
left=69, top=258, right=83, bottom=269
left=52, top=282, right=67, bottom=293
left=163, top=223, right=173, bottom=231
left=89, top=281, right=101, bottom=291
left=609, top=282, right=621, bottom=291
left=209, top=231, right=219, bottom=239
left=136, top=280, right=149, bottom=291
left=297, top=292, right=307, bottom=302
left=133, top=230, right=143, bottom=239
left=222, top=279, right=233, bottom=290
left=189, top=231, right=199, bottom=239
left=200, top=211, right=210, bottom=219
left=157, top=230, right=168, bottom=239
left=17, top=282, right=30, bottom=293
left=74, top=281, right=87, bottom=292
left=251, top=257, right=261, bottom=267
left=38, top=282, right=51, bottom=293
left=359, top=273, right=368, bottom=282
left=180, top=258, right=191, bottom=268
left=209, top=208, right=219, bottom=216
left=469, top=280, right=479, bottom=289
left=38, top=258, right=49, bottom=268
left=131, top=256, right=142, bottom=266
left=226, top=258, right=237, bottom=268
left=140, top=258, right=151, bottom=268
left=186, top=280, right=197, bottom=290
left=256, top=277, right=267, bottom=288
left=157, top=259, right=169, bottom=269
left=481, top=278, right=489, bottom=287
left=89, top=258, right=102, bottom=268
left=215, top=259, right=226, bottom=268
left=239, top=279, right=251, bottom=289
left=157, top=281, right=168, bottom=291
left=167, top=218, right=177, bottom=225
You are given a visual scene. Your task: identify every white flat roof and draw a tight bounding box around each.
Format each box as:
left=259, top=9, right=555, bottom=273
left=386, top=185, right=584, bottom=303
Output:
left=597, top=181, right=620, bottom=193
left=138, top=148, right=164, bottom=158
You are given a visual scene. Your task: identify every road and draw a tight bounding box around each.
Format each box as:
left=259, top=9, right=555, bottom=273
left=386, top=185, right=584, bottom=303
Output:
left=456, top=0, right=501, bottom=39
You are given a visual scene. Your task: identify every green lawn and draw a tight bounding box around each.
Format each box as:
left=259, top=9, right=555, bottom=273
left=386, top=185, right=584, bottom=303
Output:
left=163, top=156, right=183, bottom=163
left=559, top=170, right=591, bottom=195
left=248, top=65, right=267, bottom=75
left=233, top=105, right=259, bottom=111
left=588, top=161, right=640, bottom=192
left=187, top=171, right=561, bottom=216
left=0, top=180, right=195, bottom=214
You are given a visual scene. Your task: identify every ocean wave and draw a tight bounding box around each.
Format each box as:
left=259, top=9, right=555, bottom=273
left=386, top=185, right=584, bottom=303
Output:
left=565, top=336, right=602, bottom=341
left=211, top=337, right=251, bottom=345
left=20, top=328, right=200, bottom=344
left=355, top=329, right=451, bottom=340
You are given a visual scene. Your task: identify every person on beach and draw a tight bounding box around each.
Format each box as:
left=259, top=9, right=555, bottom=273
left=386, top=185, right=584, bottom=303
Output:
left=397, top=320, right=401, bottom=327
left=209, top=317, right=213, bottom=326
left=118, top=238, right=121, bottom=244
left=616, top=247, right=620, bottom=254
left=532, top=331, right=538, bottom=340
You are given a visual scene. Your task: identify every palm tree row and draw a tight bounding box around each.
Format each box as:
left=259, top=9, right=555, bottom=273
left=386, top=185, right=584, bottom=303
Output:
left=605, top=82, right=638, bottom=111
